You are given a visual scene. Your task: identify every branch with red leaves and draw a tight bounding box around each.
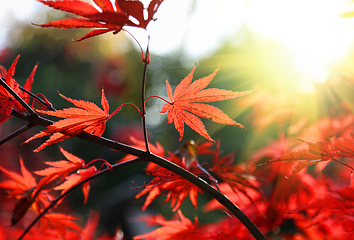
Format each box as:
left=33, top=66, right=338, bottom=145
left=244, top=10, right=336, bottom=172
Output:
left=0, top=68, right=265, bottom=239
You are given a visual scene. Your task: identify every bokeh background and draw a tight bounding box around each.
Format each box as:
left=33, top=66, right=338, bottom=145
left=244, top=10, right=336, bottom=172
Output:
left=2, top=0, right=354, bottom=238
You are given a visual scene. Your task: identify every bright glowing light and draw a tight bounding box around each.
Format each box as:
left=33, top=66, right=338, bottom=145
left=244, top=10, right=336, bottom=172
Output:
left=246, top=0, right=354, bottom=92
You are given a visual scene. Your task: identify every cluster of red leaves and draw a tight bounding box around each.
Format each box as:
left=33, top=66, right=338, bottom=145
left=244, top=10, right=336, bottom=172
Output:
left=130, top=108, right=354, bottom=239
left=122, top=140, right=232, bottom=213
left=36, top=0, right=164, bottom=41
left=0, top=53, right=36, bottom=124
left=0, top=148, right=104, bottom=238
left=133, top=134, right=354, bottom=239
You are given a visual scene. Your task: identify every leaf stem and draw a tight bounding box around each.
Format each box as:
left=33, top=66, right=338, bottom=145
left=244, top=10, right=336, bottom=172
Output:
left=145, top=95, right=171, bottom=109
left=19, top=86, right=56, bottom=111
left=18, top=158, right=143, bottom=240
left=109, top=102, right=143, bottom=118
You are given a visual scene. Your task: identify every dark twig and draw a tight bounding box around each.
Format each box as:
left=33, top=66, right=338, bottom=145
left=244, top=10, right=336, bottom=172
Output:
left=141, top=36, right=150, bottom=153
left=0, top=120, right=36, bottom=145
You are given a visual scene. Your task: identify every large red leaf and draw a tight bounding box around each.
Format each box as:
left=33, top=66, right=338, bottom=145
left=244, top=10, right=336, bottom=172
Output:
left=36, top=0, right=164, bottom=41
left=24, top=89, right=113, bottom=152
left=160, top=66, right=254, bottom=142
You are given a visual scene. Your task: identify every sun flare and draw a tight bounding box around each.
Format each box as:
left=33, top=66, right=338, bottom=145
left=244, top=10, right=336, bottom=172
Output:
left=246, top=0, right=354, bottom=92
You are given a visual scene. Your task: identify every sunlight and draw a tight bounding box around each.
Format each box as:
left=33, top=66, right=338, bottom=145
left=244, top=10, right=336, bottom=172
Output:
left=246, top=0, right=354, bottom=92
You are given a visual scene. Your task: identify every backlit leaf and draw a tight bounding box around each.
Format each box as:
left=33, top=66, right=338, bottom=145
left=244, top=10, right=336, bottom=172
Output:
left=160, top=66, right=253, bottom=142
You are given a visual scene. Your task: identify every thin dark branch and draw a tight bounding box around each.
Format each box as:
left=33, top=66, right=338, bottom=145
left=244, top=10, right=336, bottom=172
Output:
left=0, top=120, right=36, bottom=145
left=141, top=36, right=150, bottom=153
left=0, top=78, right=38, bottom=118
left=18, top=158, right=143, bottom=240
left=14, top=113, right=266, bottom=240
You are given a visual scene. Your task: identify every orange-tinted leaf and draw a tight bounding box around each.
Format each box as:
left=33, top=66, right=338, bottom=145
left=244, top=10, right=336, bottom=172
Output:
left=36, top=0, right=164, bottom=41
left=287, top=160, right=323, bottom=179
left=160, top=66, right=253, bottom=142
left=24, top=89, right=113, bottom=152
left=261, top=137, right=354, bottom=178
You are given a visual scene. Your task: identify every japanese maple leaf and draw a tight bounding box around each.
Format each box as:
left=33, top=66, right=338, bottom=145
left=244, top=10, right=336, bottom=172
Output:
left=0, top=53, right=36, bottom=124
left=55, top=166, right=97, bottom=204
left=34, top=147, right=85, bottom=186
left=0, top=158, right=51, bottom=225
left=0, top=158, right=37, bottom=199
left=24, top=89, right=113, bottom=152
left=35, top=0, right=164, bottom=41
left=160, top=66, right=254, bottom=142
left=134, top=210, right=212, bottom=240
left=260, top=136, right=354, bottom=178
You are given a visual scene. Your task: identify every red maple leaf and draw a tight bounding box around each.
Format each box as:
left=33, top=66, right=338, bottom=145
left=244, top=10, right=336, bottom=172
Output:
left=134, top=210, right=212, bottom=240
left=35, top=0, right=164, bottom=41
left=24, top=89, right=114, bottom=152
left=54, top=166, right=97, bottom=204
left=34, top=147, right=85, bottom=187
left=160, top=66, right=254, bottom=142
left=0, top=53, right=36, bottom=124
left=260, top=135, right=354, bottom=178
left=0, top=158, right=52, bottom=225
